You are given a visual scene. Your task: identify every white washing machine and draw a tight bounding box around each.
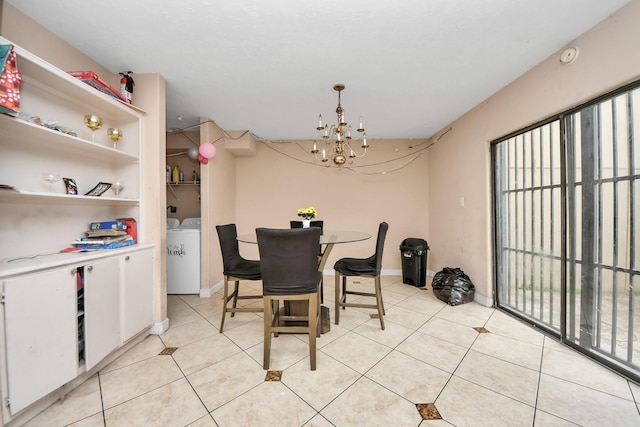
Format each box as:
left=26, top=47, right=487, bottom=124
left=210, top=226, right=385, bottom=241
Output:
left=167, top=217, right=201, bottom=294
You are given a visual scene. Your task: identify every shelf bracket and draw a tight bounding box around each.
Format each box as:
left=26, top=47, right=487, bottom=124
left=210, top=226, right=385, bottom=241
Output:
left=167, top=184, right=178, bottom=200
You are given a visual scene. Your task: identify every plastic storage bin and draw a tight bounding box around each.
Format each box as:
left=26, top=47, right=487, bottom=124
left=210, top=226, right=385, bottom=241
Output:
left=400, top=238, right=429, bottom=287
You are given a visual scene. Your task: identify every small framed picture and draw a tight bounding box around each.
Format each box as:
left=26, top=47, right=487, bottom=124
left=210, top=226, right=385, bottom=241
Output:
left=63, top=177, right=78, bottom=195
left=84, top=182, right=112, bottom=197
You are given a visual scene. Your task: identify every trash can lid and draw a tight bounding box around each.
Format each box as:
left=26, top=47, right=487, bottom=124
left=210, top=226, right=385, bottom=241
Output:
left=400, top=238, right=429, bottom=251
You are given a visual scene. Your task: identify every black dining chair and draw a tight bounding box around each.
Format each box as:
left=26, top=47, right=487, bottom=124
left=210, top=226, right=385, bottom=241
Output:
left=257, top=227, right=322, bottom=370
left=334, top=222, right=389, bottom=330
left=215, top=224, right=263, bottom=333
left=290, top=220, right=325, bottom=302
left=290, top=220, right=324, bottom=230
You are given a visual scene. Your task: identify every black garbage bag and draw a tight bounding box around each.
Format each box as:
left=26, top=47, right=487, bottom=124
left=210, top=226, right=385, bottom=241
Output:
left=432, top=267, right=475, bottom=306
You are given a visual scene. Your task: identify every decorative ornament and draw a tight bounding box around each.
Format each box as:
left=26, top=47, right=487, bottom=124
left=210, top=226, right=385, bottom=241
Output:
left=198, top=142, right=216, bottom=164
left=199, top=142, right=216, bottom=158
left=187, top=147, right=199, bottom=160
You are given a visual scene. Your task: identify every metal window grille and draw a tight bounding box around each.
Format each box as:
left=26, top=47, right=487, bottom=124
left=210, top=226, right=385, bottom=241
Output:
left=493, top=82, right=640, bottom=382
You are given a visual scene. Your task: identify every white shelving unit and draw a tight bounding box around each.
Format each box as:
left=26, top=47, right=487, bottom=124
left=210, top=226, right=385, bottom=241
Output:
left=0, top=38, right=155, bottom=424
left=0, top=37, right=144, bottom=261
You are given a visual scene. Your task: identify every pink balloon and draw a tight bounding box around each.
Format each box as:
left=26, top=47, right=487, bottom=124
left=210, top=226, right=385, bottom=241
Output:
left=199, top=142, right=216, bottom=159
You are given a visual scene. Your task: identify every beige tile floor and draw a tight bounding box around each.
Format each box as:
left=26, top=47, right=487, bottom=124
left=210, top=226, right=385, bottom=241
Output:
left=25, top=276, right=640, bottom=427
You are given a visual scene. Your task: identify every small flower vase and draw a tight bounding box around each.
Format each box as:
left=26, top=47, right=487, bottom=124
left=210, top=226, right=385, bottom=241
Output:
left=302, top=219, right=311, bottom=228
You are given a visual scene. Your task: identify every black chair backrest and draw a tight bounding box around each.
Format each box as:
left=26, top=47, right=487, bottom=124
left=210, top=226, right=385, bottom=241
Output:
left=290, top=220, right=324, bottom=230
left=216, top=223, right=256, bottom=274
left=373, top=222, right=389, bottom=274
left=290, top=220, right=323, bottom=253
left=257, top=227, right=321, bottom=296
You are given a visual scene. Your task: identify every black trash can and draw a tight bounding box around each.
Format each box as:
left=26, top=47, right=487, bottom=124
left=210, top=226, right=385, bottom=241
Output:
left=400, top=238, right=429, bottom=287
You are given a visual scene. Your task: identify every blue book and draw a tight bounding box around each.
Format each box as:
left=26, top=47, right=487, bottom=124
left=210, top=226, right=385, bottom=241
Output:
left=73, top=239, right=135, bottom=250
left=89, top=220, right=127, bottom=231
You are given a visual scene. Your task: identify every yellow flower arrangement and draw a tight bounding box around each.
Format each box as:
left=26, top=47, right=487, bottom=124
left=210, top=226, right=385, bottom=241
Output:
left=296, top=206, right=318, bottom=220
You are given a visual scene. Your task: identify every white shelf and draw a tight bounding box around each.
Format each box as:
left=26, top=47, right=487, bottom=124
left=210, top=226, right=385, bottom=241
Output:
left=0, top=189, right=138, bottom=205
left=0, top=114, right=139, bottom=163
left=10, top=39, right=146, bottom=118
left=0, top=243, right=154, bottom=281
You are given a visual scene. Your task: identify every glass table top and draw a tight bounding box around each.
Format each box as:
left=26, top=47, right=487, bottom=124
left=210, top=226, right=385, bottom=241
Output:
left=237, top=229, right=371, bottom=245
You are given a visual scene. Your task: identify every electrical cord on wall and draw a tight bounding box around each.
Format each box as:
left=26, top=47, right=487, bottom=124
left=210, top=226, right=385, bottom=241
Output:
left=167, top=118, right=454, bottom=175
left=254, top=126, right=453, bottom=175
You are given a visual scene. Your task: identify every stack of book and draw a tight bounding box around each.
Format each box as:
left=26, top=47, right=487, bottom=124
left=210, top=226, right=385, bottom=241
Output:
left=72, top=220, right=135, bottom=250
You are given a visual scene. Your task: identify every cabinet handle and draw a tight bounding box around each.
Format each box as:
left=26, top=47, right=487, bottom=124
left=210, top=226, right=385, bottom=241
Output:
left=70, top=268, right=77, bottom=275
left=87, top=266, right=93, bottom=272
left=125, top=256, right=130, bottom=261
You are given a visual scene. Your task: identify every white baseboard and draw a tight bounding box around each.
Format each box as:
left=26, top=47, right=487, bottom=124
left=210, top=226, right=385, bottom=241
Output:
left=473, top=293, right=494, bottom=307
left=323, top=269, right=404, bottom=276
left=200, top=280, right=223, bottom=298
left=150, top=317, right=170, bottom=335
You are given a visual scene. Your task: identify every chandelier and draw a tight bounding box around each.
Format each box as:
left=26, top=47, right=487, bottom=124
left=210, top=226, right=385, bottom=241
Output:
left=311, top=84, right=368, bottom=166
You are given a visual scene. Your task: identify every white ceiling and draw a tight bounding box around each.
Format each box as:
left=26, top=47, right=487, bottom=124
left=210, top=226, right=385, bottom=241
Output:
left=7, top=0, right=631, bottom=140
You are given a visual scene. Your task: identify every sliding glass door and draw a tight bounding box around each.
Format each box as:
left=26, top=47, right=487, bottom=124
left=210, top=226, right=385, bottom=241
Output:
left=493, top=82, right=640, bottom=382
left=493, top=120, right=563, bottom=332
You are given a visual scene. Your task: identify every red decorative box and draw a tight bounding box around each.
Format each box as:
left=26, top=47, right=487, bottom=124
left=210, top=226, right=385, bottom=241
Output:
left=117, top=217, right=137, bottom=243
left=68, top=70, right=127, bottom=103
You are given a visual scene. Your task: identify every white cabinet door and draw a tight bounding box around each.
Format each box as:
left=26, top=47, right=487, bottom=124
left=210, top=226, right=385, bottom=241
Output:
left=122, top=249, right=154, bottom=342
left=84, top=257, right=121, bottom=370
left=3, top=268, right=78, bottom=415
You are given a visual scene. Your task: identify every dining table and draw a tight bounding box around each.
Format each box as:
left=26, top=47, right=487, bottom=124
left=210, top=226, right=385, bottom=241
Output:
left=237, top=229, right=372, bottom=333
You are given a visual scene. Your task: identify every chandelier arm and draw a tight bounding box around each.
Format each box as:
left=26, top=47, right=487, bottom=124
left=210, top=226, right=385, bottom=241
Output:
left=344, top=141, right=368, bottom=159
left=346, top=132, right=366, bottom=141
left=352, top=147, right=368, bottom=158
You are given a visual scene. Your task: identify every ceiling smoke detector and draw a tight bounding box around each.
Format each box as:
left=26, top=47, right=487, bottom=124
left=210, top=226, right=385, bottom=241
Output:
left=560, top=46, right=579, bottom=65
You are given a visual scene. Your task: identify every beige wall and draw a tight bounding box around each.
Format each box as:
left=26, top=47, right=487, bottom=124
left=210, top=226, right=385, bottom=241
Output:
left=233, top=138, right=430, bottom=268
left=200, top=118, right=234, bottom=294
left=135, top=73, right=168, bottom=330
left=428, top=0, right=640, bottom=303
left=1, top=3, right=117, bottom=88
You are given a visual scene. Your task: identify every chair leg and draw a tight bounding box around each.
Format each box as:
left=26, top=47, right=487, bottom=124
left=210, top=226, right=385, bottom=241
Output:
left=375, top=276, right=385, bottom=330
left=308, top=293, right=318, bottom=370
left=272, top=299, right=279, bottom=338
left=263, top=296, right=272, bottom=370
left=334, top=271, right=340, bottom=325
left=230, top=281, right=240, bottom=316
left=379, top=278, right=386, bottom=315
left=341, top=276, right=347, bottom=309
left=316, top=287, right=321, bottom=338
left=220, top=276, right=230, bottom=333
